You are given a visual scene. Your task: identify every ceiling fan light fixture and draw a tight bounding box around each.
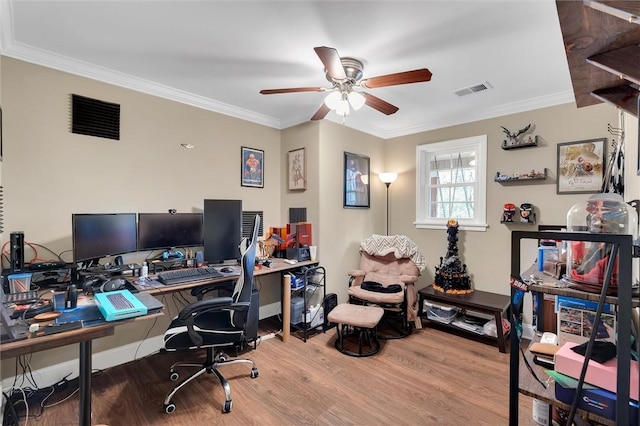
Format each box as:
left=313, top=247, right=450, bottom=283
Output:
left=348, top=91, right=365, bottom=110
left=324, top=91, right=341, bottom=109
left=335, top=98, right=350, bottom=116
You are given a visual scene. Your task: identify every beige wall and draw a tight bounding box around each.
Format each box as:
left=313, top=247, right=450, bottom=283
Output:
left=384, top=103, right=633, bottom=296
left=1, top=57, right=284, bottom=374
left=317, top=122, right=384, bottom=302
left=1, top=54, right=638, bottom=379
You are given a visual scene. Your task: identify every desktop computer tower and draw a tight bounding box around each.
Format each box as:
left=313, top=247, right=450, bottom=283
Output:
left=245, top=288, right=259, bottom=345
left=9, top=232, right=25, bottom=273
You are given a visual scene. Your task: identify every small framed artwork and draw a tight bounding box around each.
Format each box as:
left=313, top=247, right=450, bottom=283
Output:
left=288, top=148, right=306, bottom=190
left=344, top=151, right=370, bottom=208
left=241, top=146, right=264, bottom=188
left=556, top=138, right=606, bottom=194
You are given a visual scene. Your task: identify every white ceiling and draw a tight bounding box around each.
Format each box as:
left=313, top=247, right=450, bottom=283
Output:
left=0, top=0, right=575, bottom=139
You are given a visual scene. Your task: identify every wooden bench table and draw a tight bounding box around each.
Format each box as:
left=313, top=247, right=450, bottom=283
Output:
left=418, top=284, right=511, bottom=353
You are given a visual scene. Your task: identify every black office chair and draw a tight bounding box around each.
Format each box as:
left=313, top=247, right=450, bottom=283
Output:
left=162, top=215, right=261, bottom=414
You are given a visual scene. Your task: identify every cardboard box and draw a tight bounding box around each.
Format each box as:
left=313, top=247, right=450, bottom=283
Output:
left=548, top=370, right=638, bottom=423
left=555, top=342, right=639, bottom=401
left=556, top=296, right=616, bottom=346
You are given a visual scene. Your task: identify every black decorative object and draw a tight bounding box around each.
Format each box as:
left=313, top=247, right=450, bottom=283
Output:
left=519, top=203, right=536, bottom=224
left=434, top=219, right=472, bottom=294
left=501, top=203, right=516, bottom=223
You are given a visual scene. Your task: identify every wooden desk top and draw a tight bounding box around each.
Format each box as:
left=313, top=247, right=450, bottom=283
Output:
left=0, top=312, right=163, bottom=360
left=138, top=258, right=319, bottom=295
left=1, top=258, right=317, bottom=358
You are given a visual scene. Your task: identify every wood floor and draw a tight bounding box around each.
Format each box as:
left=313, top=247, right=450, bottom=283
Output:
left=18, top=321, right=536, bottom=425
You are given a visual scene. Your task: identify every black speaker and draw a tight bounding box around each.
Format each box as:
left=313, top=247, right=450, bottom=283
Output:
left=9, top=232, right=25, bottom=273
left=324, top=293, right=338, bottom=329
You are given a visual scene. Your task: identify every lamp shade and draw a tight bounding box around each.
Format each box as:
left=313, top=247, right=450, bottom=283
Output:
left=348, top=91, right=366, bottom=110
left=378, top=172, right=398, bottom=184
left=324, top=91, right=341, bottom=109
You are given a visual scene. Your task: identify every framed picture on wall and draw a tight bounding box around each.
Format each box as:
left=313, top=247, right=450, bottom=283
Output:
left=556, top=138, right=606, bottom=194
left=288, top=148, right=306, bottom=190
left=344, top=152, right=370, bottom=208
left=241, top=146, right=264, bottom=188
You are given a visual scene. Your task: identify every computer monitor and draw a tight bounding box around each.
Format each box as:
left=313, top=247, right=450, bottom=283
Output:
left=137, top=213, right=204, bottom=251
left=203, top=199, right=242, bottom=264
left=72, top=213, right=138, bottom=264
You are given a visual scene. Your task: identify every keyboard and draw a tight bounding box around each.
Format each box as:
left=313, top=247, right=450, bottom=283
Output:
left=106, top=293, right=135, bottom=311
left=36, top=321, right=83, bottom=337
left=157, top=267, right=224, bottom=285
left=2, top=290, right=39, bottom=305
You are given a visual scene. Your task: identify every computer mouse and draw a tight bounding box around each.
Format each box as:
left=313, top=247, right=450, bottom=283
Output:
left=221, top=267, right=234, bottom=273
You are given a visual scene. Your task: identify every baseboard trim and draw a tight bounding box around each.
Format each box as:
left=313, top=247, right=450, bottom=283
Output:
left=1, top=336, right=164, bottom=390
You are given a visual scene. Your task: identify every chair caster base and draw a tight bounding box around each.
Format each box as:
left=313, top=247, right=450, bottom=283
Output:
left=223, top=400, right=233, bottom=413
left=165, top=403, right=176, bottom=414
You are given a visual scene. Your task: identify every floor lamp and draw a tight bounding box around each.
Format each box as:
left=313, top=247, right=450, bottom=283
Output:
left=378, top=172, right=398, bottom=235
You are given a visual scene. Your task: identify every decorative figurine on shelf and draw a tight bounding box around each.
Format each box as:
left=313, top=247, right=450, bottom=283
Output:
left=501, top=203, right=516, bottom=223
left=501, top=123, right=532, bottom=148
left=434, top=218, right=472, bottom=294
left=520, top=203, right=535, bottom=224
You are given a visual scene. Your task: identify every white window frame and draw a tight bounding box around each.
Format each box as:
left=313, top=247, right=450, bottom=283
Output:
left=415, top=135, right=488, bottom=231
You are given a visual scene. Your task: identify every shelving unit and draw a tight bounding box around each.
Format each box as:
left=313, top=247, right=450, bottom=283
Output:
left=290, top=265, right=326, bottom=342
left=418, top=285, right=511, bottom=353
left=556, top=1, right=640, bottom=118
left=509, top=230, right=636, bottom=426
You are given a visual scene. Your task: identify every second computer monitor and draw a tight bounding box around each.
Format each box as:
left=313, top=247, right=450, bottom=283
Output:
left=137, top=213, right=204, bottom=251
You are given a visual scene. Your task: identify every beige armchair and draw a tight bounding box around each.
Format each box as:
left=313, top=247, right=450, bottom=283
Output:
left=348, top=235, right=425, bottom=338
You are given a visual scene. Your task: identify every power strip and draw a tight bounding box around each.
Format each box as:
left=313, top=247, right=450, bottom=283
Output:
left=259, top=331, right=281, bottom=341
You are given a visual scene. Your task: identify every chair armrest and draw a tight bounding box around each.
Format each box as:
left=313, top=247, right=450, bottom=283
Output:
left=229, top=301, right=250, bottom=311
left=400, top=275, right=419, bottom=284
left=178, top=296, right=234, bottom=321
left=348, top=269, right=365, bottom=277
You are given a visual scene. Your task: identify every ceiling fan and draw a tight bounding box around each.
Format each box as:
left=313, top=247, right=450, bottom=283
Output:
left=259, top=46, right=432, bottom=121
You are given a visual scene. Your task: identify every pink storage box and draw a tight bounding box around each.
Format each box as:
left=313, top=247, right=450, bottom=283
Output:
left=555, top=342, right=639, bottom=401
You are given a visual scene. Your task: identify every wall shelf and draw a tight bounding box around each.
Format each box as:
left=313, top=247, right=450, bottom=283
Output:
left=494, top=168, right=547, bottom=183
left=501, top=135, right=538, bottom=150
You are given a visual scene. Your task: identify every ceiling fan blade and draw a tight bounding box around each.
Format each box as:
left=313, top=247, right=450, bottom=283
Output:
left=310, top=104, right=330, bottom=121
left=361, top=68, right=432, bottom=89
left=314, top=46, right=346, bottom=80
left=363, top=92, right=399, bottom=115
left=260, top=87, right=325, bottom=95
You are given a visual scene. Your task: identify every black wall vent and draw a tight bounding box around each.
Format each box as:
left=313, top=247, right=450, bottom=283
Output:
left=242, top=211, right=264, bottom=239
left=71, top=94, right=120, bottom=140
left=289, top=207, right=307, bottom=223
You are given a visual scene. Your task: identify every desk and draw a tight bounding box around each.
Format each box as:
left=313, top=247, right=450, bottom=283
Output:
left=136, top=258, right=319, bottom=343
left=1, top=311, right=162, bottom=426
left=1, top=259, right=314, bottom=424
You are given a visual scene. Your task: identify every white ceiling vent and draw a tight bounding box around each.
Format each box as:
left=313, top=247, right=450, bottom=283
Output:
left=455, top=82, right=491, bottom=97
